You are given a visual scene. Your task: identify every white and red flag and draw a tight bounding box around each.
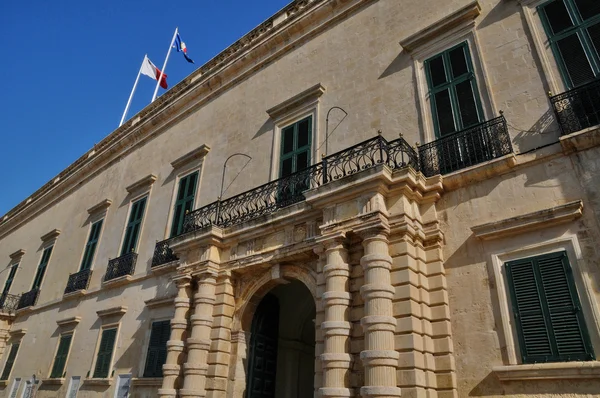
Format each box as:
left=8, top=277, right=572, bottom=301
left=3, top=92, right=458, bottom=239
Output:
left=140, top=55, right=168, bottom=89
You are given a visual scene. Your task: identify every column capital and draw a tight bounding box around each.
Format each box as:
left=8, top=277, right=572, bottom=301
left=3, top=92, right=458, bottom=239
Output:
left=191, top=269, right=218, bottom=281
left=173, top=274, right=192, bottom=288
left=355, top=222, right=390, bottom=241
left=315, top=231, right=347, bottom=251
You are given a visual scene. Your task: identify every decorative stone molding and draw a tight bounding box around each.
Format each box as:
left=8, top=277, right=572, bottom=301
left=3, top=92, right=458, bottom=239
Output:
left=493, top=362, right=600, bottom=381
left=82, top=378, right=112, bottom=386
left=266, top=83, right=326, bottom=120
left=560, top=126, right=600, bottom=155
left=101, top=275, right=133, bottom=288
left=125, top=174, right=157, bottom=194
left=56, top=316, right=82, bottom=328
left=144, top=296, right=176, bottom=309
left=471, top=200, right=583, bottom=240
left=442, top=154, right=517, bottom=191
left=96, top=306, right=127, bottom=318
left=40, top=378, right=65, bottom=385
left=40, top=228, right=61, bottom=242
left=9, top=328, right=27, bottom=338
left=400, top=1, right=481, bottom=53
left=170, top=144, right=211, bottom=169
left=132, top=377, right=163, bottom=386
left=87, top=199, right=112, bottom=215
left=9, top=249, right=25, bottom=260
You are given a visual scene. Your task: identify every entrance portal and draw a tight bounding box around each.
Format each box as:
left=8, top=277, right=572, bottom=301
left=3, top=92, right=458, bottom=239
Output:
left=246, top=280, right=316, bottom=398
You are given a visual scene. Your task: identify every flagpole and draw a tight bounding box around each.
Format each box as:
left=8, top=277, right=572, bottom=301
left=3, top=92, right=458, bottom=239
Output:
left=120, top=55, right=146, bottom=126
left=152, top=27, right=178, bottom=102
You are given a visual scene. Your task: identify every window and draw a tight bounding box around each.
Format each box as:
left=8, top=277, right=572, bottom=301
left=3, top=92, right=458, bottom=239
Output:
left=50, top=334, right=73, bottom=378
left=143, top=320, right=171, bottom=377
left=2, top=264, right=18, bottom=296
left=0, top=343, right=20, bottom=380
left=505, top=250, right=595, bottom=363
left=80, top=220, right=103, bottom=271
left=280, top=116, right=312, bottom=178
left=120, top=197, right=147, bottom=256
left=93, top=328, right=117, bottom=378
left=170, top=171, right=198, bottom=237
left=424, top=42, right=484, bottom=137
left=540, top=0, right=600, bottom=88
left=32, top=246, right=53, bottom=290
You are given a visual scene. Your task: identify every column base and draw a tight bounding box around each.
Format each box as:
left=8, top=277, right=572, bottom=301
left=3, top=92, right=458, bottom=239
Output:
left=319, top=387, right=353, bottom=397
left=360, top=386, right=402, bottom=397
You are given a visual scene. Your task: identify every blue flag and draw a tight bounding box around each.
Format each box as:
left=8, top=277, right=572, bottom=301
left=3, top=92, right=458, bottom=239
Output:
left=173, top=33, right=194, bottom=64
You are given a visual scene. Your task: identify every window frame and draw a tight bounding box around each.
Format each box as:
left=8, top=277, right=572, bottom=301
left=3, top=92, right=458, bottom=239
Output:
left=31, top=245, right=54, bottom=291
left=169, top=171, right=199, bottom=238
left=424, top=41, right=485, bottom=137
left=49, top=332, right=74, bottom=379
left=90, top=325, right=119, bottom=379
left=142, top=319, right=171, bottom=378
left=0, top=343, right=20, bottom=381
left=2, top=263, right=19, bottom=296
left=278, top=115, right=313, bottom=178
left=538, top=0, right=600, bottom=89
left=79, top=219, right=104, bottom=271
left=119, top=195, right=148, bottom=256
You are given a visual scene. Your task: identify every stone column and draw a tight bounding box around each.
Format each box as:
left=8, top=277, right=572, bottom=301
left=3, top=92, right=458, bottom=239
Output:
left=317, top=234, right=353, bottom=398
left=359, top=228, right=401, bottom=397
left=206, top=272, right=234, bottom=398
left=180, top=272, right=217, bottom=398
left=159, top=275, right=192, bottom=398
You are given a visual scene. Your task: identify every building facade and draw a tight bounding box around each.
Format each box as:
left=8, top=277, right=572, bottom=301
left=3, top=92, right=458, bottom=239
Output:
left=1, top=0, right=600, bottom=397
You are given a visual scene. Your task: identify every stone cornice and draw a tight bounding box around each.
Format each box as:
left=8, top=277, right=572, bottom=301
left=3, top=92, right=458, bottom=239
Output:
left=171, top=144, right=211, bottom=169
left=400, top=1, right=481, bottom=52
left=266, top=83, right=326, bottom=120
left=126, top=174, right=157, bottom=194
left=40, top=228, right=61, bottom=242
left=96, top=306, right=127, bottom=318
left=9, top=249, right=25, bottom=260
left=56, top=316, right=81, bottom=328
left=87, top=199, right=112, bottom=215
left=9, top=328, right=27, bottom=338
left=471, top=200, right=584, bottom=240
left=144, top=296, right=176, bottom=309
left=0, top=0, right=373, bottom=239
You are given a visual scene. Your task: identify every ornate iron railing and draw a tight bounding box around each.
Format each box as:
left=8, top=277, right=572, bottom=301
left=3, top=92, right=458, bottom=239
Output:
left=64, top=269, right=92, bottom=294
left=151, top=239, right=179, bottom=267
left=0, top=293, right=20, bottom=313
left=183, top=134, right=419, bottom=233
left=104, top=252, right=138, bottom=282
left=550, top=79, right=600, bottom=135
left=17, top=289, right=39, bottom=310
left=418, top=116, right=512, bottom=177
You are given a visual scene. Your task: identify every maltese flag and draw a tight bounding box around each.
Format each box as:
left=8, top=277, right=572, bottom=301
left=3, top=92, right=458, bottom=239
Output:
left=140, top=55, right=168, bottom=89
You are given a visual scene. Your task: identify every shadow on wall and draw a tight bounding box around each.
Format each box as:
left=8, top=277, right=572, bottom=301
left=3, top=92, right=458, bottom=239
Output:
left=379, top=50, right=412, bottom=80
left=510, top=108, right=559, bottom=154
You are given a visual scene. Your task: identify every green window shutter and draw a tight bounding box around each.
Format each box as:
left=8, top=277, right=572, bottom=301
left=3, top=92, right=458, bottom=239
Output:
left=279, top=116, right=312, bottom=178
left=93, top=328, right=117, bottom=378
left=50, top=334, right=73, bottom=378
left=120, top=197, right=147, bottom=256
left=505, top=251, right=595, bottom=363
left=170, top=171, right=199, bottom=237
left=32, top=246, right=53, bottom=290
left=80, top=220, right=104, bottom=271
left=143, top=320, right=171, bottom=377
left=539, top=0, right=600, bottom=88
left=424, top=42, right=484, bottom=137
left=0, top=343, right=20, bottom=380
left=2, top=264, right=18, bottom=295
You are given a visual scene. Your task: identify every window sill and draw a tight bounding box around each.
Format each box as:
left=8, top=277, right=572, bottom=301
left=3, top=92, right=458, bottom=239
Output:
left=41, top=378, right=65, bottom=385
left=102, top=275, right=133, bottom=288
left=63, top=290, right=87, bottom=300
left=150, top=261, right=178, bottom=275
left=0, top=380, right=7, bottom=387
left=131, top=377, right=163, bottom=386
left=493, top=361, right=600, bottom=381
left=82, top=378, right=112, bottom=386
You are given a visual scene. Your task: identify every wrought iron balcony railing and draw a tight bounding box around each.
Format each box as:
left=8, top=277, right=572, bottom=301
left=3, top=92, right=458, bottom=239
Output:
left=17, top=289, right=40, bottom=310
left=0, top=293, right=20, bottom=314
left=104, top=252, right=138, bottom=282
left=151, top=239, right=179, bottom=267
left=64, top=269, right=92, bottom=294
left=183, top=134, right=419, bottom=233
left=418, top=116, right=512, bottom=177
left=550, top=79, right=600, bottom=136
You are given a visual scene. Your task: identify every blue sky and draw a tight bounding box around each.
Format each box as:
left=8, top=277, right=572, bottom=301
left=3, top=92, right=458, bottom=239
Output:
left=0, top=0, right=290, bottom=216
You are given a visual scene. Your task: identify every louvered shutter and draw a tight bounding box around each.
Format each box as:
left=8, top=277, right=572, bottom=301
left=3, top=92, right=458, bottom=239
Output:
left=80, top=220, right=103, bottom=270
left=170, top=172, right=198, bottom=237
left=2, top=264, right=18, bottom=295
left=143, top=320, right=171, bottom=377
left=506, top=251, right=595, bottom=363
left=32, top=246, right=53, bottom=290
left=0, top=344, right=20, bottom=380
left=121, top=197, right=147, bottom=256
left=50, top=334, right=72, bottom=378
left=93, top=329, right=117, bottom=378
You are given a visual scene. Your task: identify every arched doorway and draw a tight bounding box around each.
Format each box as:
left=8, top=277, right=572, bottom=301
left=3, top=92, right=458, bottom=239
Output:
left=246, top=280, right=316, bottom=398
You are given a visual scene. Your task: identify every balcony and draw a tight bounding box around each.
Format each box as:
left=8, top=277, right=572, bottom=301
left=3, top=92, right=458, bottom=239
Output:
left=64, top=269, right=92, bottom=295
left=418, top=116, right=512, bottom=177
left=0, top=293, right=20, bottom=314
left=104, top=253, right=138, bottom=282
left=183, top=134, right=419, bottom=233
left=17, top=289, right=40, bottom=310
left=550, top=79, right=600, bottom=136
left=151, top=239, right=179, bottom=268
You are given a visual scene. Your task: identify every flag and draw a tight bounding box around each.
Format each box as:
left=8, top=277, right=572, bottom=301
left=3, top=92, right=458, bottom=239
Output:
left=173, top=33, right=194, bottom=64
left=140, top=55, right=168, bottom=89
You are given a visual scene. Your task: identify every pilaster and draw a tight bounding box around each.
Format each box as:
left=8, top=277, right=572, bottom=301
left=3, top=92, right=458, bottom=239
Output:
left=316, top=233, right=353, bottom=398
left=159, top=275, right=192, bottom=398
left=357, top=226, right=401, bottom=397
